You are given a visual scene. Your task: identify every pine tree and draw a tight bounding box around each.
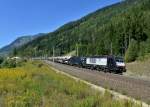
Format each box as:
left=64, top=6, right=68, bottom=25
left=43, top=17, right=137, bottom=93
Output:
left=125, top=39, right=138, bottom=62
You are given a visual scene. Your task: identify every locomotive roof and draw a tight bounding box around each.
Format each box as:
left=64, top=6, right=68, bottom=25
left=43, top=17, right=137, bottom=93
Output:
left=86, top=55, right=115, bottom=58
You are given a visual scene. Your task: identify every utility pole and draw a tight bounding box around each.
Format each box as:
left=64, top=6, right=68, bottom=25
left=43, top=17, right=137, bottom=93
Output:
left=53, top=47, right=55, bottom=62
left=110, top=42, right=113, bottom=55
left=129, top=34, right=131, bottom=45
left=35, top=48, right=36, bottom=58
left=125, top=35, right=128, bottom=52
left=76, top=44, right=79, bottom=56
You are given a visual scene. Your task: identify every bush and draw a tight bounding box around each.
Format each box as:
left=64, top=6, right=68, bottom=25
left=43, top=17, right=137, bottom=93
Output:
left=1, top=58, right=24, bottom=68
left=1, top=59, right=17, bottom=68
left=125, top=39, right=139, bottom=62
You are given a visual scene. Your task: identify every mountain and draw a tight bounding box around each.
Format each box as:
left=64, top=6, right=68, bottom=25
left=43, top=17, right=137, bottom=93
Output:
left=17, top=0, right=150, bottom=62
left=0, top=33, right=46, bottom=56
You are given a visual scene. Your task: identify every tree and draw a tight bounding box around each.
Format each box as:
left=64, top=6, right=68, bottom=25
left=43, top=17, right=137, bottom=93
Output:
left=125, top=39, right=139, bottom=62
left=13, top=48, right=17, bottom=57
left=0, top=57, right=4, bottom=64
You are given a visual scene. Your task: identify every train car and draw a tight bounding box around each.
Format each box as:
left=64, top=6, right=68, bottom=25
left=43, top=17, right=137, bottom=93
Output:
left=50, top=55, right=126, bottom=74
left=52, top=56, right=72, bottom=64
left=83, top=56, right=126, bottom=73
left=68, top=56, right=83, bottom=66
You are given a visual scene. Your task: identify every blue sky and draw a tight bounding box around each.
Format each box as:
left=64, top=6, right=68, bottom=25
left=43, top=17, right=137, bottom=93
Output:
left=0, top=0, right=121, bottom=48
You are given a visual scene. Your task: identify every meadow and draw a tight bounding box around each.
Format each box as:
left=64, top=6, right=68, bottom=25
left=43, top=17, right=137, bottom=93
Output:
left=0, top=61, right=142, bottom=107
left=126, top=55, right=150, bottom=80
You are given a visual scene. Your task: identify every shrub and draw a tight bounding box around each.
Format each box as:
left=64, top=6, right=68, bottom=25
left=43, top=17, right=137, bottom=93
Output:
left=1, top=59, right=16, bottom=68
left=1, top=58, right=25, bottom=68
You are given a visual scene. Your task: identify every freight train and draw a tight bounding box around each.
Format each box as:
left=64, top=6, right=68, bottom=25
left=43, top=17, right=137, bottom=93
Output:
left=49, top=55, right=126, bottom=74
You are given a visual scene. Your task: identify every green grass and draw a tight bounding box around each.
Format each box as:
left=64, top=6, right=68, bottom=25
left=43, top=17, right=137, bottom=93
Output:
left=0, top=61, right=142, bottom=107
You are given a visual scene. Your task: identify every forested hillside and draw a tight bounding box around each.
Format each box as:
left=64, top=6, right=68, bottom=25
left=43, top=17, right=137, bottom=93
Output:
left=17, top=0, right=150, bottom=62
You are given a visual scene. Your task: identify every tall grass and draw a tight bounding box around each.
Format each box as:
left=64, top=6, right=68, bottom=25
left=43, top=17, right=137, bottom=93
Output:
left=127, top=58, right=150, bottom=78
left=0, top=61, right=142, bottom=107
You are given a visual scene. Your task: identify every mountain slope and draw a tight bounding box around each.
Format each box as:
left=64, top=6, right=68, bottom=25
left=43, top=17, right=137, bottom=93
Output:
left=17, top=0, right=150, bottom=61
left=0, top=33, right=46, bottom=56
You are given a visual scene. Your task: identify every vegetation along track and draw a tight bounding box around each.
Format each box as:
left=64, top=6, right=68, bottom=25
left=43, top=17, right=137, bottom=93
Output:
left=45, top=60, right=150, bottom=104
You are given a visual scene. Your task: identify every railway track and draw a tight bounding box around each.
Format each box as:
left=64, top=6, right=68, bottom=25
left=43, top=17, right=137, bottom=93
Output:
left=45, top=60, right=150, bottom=104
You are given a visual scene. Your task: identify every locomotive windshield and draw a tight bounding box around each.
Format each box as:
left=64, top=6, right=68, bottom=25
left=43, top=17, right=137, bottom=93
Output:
left=115, top=57, right=124, bottom=63
left=115, top=57, right=125, bottom=67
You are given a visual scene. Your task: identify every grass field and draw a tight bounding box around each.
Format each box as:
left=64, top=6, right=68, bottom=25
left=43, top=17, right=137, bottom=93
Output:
left=126, top=58, right=150, bottom=80
left=0, top=61, right=142, bottom=107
